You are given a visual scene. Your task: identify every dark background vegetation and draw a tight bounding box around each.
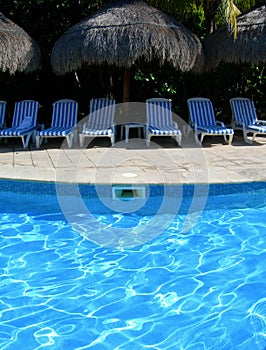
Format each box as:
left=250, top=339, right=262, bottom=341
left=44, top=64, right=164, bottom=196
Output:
left=0, top=0, right=265, bottom=126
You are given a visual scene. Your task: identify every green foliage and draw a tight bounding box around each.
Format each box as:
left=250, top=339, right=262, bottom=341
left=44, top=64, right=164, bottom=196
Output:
left=0, top=0, right=265, bottom=122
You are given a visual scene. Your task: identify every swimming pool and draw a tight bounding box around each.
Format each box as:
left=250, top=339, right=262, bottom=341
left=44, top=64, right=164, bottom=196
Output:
left=0, top=180, right=266, bottom=349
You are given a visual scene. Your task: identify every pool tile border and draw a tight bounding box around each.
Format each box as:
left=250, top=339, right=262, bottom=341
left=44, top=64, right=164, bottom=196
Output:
left=1, top=178, right=266, bottom=197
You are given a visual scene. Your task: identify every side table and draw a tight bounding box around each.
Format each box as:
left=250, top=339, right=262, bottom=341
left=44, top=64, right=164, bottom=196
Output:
left=121, top=123, right=146, bottom=143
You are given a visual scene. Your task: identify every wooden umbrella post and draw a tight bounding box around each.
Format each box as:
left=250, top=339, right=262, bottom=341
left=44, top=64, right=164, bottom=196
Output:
left=123, top=67, right=131, bottom=117
left=123, top=67, right=131, bottom=103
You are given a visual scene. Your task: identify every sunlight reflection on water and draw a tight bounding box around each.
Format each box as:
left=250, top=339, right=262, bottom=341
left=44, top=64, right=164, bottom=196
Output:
left=0, top=182, right=266, bottom=349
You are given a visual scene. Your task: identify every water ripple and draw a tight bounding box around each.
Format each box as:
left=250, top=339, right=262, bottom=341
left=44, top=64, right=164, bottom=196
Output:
left=0, top=189, right=266, bottom=349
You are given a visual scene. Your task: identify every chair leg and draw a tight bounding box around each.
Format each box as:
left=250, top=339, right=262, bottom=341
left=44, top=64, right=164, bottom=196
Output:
left=243, top=129, right=253, bottom=144
left=200, top=133, right=205, bottom=144
left=194, top=131, right=201, bottom=145
left=20, top=134, right=30, bottom=148
left=24, top=132, right=33, bottom=148
left=223, top=134, right=233, bottom=145
left=110, top=135, right=115, bottom=146
left=36, top=135, right=41, bottom=148
left=176, top=135, right=182, bottom=146
left=66, top=134, right=74, bottom=148
left=79, top=134, right=84, bottom=147
left=21, top=136, right=26, bottom=149
left=145, top=135, right=151, bottom=146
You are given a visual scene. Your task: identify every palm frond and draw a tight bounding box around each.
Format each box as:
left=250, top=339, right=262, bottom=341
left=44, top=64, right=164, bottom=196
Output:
left=219, top=0, right=241, bottom=38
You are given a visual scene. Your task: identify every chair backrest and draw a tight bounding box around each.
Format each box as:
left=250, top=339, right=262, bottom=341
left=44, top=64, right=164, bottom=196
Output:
left=230, top=97, right=258, bottom=126
left=12, top=100, right=39, bottom=127
left=146, top=98, right=173, bottom=127
left=0, top=101, right=7, bottom=126
left=88, top=98, right=116, bottom=128
left=187, top=97, right=216, bottom=126
left=51, top=99, right=78, bottom=128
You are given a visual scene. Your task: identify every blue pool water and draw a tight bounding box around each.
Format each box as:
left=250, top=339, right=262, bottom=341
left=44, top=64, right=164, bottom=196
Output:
left=0, top=180, right=266, bottom=350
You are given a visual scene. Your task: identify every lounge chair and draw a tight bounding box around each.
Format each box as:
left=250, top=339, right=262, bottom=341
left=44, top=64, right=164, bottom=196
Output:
left=79, top=98, right=116, bottom=147
left=0, top=101, right=7, bottom=129
left=230, top=97, right=266, bottom=144
left=36, top=99, right=78, bottom=148
left=146, top=98, right=182, bottom=146
left=187, top=97, right=234, bottom=145
left=0, top=100, right=39, bottom=148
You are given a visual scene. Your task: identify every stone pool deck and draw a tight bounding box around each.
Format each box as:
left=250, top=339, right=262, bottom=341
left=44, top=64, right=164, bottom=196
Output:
left=0, top=134, right=265, bottom=184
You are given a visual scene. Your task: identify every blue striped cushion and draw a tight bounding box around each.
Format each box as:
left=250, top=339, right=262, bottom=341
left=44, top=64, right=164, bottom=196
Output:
left=51, top=100, right=78, bottom=128
left=197, top=125, right=234, bottom=135
left=83, top=128, right=113, bottom=136
left=245, top=124, right=266, bottom=133
left=37, top=127, right=74, bottom=137
left=88, top=99, right=115, bottom=129
left=12, top=100, right=39, bottom=127
left=188, top=99, right=216, bottom=126
left=148, top=126, right=181, bottom=136
left=230, top=98, right=258, bottom=126
left=0, top=126, right=36, bottom=136
left=146, top=100, right=173, bottom=127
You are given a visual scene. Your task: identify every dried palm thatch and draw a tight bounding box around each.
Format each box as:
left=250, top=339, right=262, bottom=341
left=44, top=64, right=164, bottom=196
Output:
left=51, top=0, right=204, bottom=74
left=0, top=12, right=41, bottom=74
left=51, top=0, right=204, bottom=102
left=204, top=5, right=266, bottom=70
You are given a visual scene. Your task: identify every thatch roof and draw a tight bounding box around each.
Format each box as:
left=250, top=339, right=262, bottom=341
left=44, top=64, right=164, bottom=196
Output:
left=51, top=0, right=204, bottom=75
left=0, top=12, right=41, bottom=74
left=204, top=5, right=266, bottom=70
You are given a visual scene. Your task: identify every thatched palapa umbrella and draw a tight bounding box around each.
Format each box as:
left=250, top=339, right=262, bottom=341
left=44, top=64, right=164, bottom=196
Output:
left=51, top=0, right=204, bottom=102
left=204, top=5, right=266, bottom=70
left=0, top=12, right=41, bottom=74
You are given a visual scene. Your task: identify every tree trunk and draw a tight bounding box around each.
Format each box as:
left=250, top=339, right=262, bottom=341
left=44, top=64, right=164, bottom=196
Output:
left=123, top=67, right=131, bottom=103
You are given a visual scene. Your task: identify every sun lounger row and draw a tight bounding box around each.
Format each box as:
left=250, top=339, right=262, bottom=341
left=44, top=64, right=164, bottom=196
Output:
left=188, top=97, right=266, bottom=145
left=0, top=100, right=39, bottom=148
left=0, top=97, right=265, bottom=148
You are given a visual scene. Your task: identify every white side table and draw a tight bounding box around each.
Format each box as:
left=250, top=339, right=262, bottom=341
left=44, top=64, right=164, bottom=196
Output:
left=121, top=123, right=146, bottom=143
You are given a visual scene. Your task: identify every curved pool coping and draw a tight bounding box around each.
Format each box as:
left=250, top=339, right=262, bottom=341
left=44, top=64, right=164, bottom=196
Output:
left=0, top=138, right=266, bottom=184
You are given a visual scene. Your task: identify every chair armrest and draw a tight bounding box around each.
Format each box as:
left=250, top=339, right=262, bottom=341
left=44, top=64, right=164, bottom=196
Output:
left=190, top=122, right=197, bottom=131
left=216, top=120, right=225, bottom=127
left=257, top=120, right=266, bottom=125
left=37, top=123, right=45, bottom=131
left=232, top=120, right=244, bottom=128
left=172, top=121, right=179, bottom=129
left=82, top=122, right=88, bottom=132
